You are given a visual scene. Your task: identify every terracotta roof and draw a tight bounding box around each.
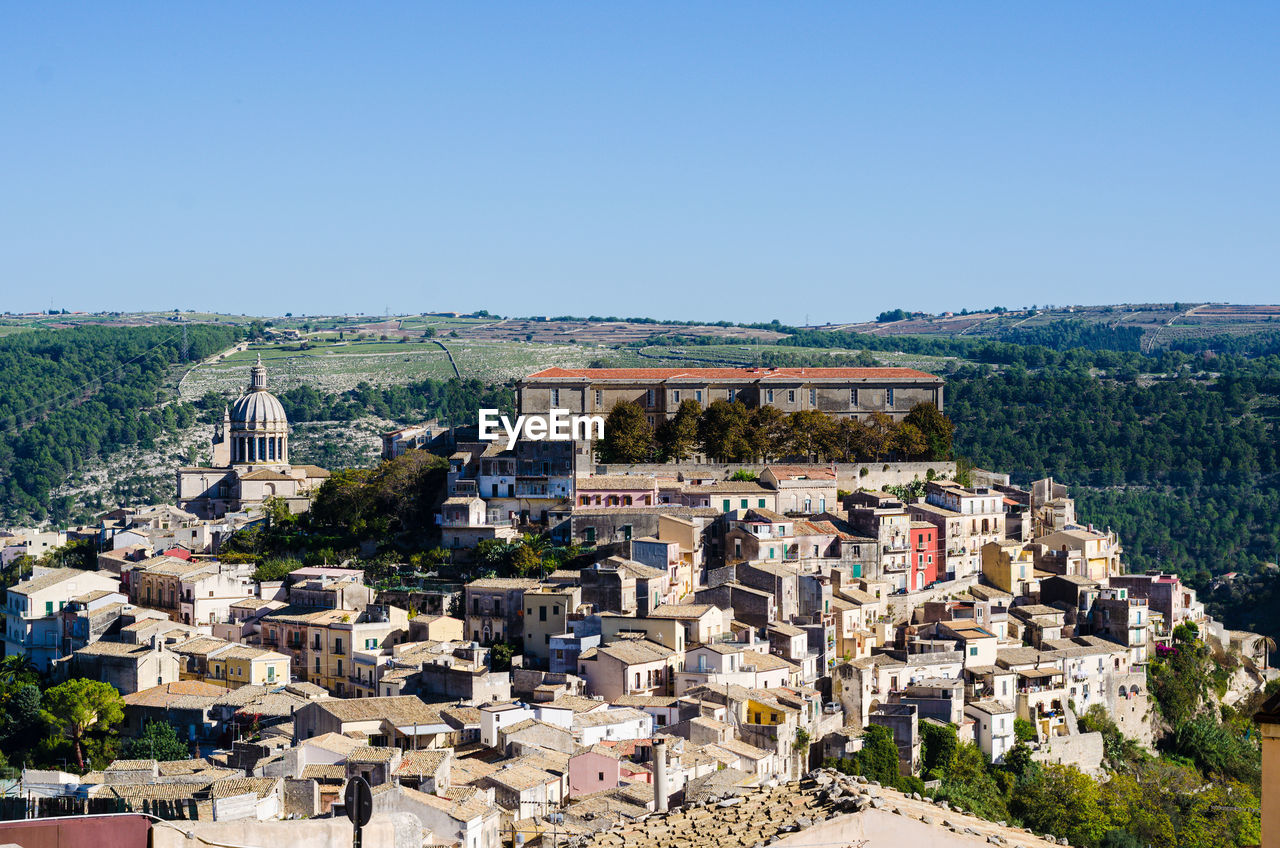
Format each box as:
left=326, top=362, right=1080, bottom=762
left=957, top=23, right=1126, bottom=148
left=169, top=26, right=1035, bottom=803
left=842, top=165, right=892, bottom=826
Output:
left=239, top=470, right=294, bottom=481
left=576, top=476, right=658, bottom=490
left=397, top=749, right=450, bottom=776
left=764, top=465, right=838, bottom=481
left=209, top=777, right=280, bottom=799
left=124, top=680, right=227, bottom=709
left=315, top=695, right=444, bottom=724
left=590, top=640, right=674, bottom=665
left=8, top=568, right=115, bottom=596
left=300, top=763, right=346, bottom=780
left=522, top=366, right=941, bottom=381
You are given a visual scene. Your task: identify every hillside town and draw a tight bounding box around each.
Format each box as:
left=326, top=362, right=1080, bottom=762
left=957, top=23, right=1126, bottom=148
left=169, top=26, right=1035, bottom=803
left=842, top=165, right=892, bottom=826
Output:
left=1, top=362, right=1273, bottom=848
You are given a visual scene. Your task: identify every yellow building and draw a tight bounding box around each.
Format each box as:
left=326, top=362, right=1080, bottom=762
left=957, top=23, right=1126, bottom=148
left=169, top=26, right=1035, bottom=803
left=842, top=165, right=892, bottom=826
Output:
left=981, top=540, right=1037, bottom=595
left=1255, top=691, right=1280, bottom=848
left=1035, top=527, right=1122, bottom=581
left=209, top=645, right=291, bottom=689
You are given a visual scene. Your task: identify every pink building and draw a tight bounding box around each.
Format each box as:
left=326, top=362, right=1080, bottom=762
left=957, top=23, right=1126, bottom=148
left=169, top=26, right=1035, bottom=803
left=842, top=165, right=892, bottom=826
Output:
left=567, top=745, right=649, bottom=797
left=575, top=476, right=659, bottom=508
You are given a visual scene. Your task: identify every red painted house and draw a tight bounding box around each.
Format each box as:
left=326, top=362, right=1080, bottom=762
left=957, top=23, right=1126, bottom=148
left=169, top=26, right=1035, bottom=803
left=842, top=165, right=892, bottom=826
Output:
left=910, top=521, right=941, bottom=591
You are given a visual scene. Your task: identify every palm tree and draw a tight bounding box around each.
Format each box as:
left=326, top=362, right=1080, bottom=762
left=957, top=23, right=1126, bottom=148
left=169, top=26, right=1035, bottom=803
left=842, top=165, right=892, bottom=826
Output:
left=0, top=653, right=38, bottom=687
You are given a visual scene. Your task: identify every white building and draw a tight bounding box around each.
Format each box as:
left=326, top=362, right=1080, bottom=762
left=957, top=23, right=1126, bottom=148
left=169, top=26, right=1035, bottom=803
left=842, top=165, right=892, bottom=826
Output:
left=965, top=699, right=1016, bottom=763
left=573, top=706, right=654, bottom=746
left=3, top=567, right=121, bottom=671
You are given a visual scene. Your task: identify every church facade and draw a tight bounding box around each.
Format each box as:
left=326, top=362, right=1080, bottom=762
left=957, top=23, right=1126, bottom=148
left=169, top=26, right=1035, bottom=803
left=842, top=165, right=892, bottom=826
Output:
left=176, top=355, right=329, bottom=518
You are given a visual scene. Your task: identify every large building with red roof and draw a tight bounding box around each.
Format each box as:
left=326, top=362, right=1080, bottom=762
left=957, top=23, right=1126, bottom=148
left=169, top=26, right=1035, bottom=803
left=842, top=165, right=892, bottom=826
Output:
left=517, top=366, right=943, bottom=427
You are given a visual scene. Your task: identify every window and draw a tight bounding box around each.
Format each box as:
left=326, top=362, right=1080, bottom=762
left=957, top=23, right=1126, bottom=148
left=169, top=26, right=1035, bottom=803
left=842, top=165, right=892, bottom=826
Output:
left=788, top=390, right=795, bottom=403
left=969, top=646, right=978, bottom=656
left=314, top=657, right=320, bottom=672
left=767, top=389, right=774, bottom=403
left=809, top=389, right=816, bottom=406
left=553, top=605, right=560, bottom=615
left=804, top=498, right=811, bottom=512
left=595, top=390, right=602, bottom=408
left=539, top=606, right=547, bottom=622
left=850, top=388, right=858, bottom=406
left=598, top=772, right=605, bottom=781
left=646, top=389, right=655, bottom=407
left=45, top=601, right=53, bottom=616
left=723, top=499, right=731, bottom=511
left=672, top=390, right=680, bottom=403
left=740, top=498, right=748, bottom=509
left=584, top=527, right=596, bottom=544
left=695, top=390, right=703, bottom=403
left=729, top=388, right=736, bottom=402
left=758, top=498, right=766, bottom=507
left=551, top=389, right=560, bottom=406
left=886, top=388, right=895, bottom=408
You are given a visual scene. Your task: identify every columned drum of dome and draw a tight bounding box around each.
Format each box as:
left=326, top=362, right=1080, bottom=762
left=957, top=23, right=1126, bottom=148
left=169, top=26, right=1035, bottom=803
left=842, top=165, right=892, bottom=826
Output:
left=229, top=354, right=289, bottom=465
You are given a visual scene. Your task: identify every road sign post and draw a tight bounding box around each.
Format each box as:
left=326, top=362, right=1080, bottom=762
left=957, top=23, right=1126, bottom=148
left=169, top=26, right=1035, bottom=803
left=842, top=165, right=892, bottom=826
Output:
left=344, top=775, right=373, bottom=848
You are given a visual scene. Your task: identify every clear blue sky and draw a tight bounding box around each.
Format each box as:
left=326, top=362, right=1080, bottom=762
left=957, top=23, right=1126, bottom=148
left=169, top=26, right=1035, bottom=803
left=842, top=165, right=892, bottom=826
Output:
left=3, top=3, right=1277, bottom=323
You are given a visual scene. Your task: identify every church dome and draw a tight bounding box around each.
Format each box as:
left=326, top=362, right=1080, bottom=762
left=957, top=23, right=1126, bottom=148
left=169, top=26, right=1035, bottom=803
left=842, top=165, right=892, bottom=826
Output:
left=229, top=355, right=288, bottom=430
left=226, top=355, right=290, bottom=466
left=230, top=389, right=288, bottom=429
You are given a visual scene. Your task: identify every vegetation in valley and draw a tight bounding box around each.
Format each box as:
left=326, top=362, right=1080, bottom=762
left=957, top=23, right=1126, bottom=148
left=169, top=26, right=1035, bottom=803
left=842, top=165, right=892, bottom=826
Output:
left=0, top=324, right=241, bottom=524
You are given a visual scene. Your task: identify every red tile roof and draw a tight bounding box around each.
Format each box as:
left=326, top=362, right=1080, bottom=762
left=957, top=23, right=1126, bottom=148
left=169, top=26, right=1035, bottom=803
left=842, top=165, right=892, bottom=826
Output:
left=521, top=366, right=941, bottom=381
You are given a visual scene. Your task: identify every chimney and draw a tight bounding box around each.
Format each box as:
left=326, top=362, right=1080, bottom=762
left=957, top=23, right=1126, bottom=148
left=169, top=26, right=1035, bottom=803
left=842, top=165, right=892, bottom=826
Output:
left=653, top=738, right=669, bottom=813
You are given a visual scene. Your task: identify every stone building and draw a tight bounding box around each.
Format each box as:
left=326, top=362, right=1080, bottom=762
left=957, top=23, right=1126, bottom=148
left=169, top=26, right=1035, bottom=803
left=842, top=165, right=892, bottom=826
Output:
left=517, top=366, right=945, bottom=428
left=176, top=356, right=329, bottom=518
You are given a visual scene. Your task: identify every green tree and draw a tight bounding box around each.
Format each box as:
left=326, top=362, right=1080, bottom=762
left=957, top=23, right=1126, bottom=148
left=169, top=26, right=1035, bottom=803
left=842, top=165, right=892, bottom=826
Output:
left=903, top=402, right=954, bottom=460
left=919, top=721, right=957, bottom=779
left=786, top=410, right=836, bottom=459
left=888, top=421, right=928, bottom=459
left=252, top=557, right=302, bottom=582
left=1012, top=764, right=1109, bottom=847
left=490, top=641, right=515, bottom=672
left=41, top=679, right=125, bottom=772
left=1013, top=716, right=1037, bottom=743
left=0, top=683, right=42, bottom=755
left=655, top=399, right=702, bottom=462
left=124, top=720, right=191, bottom=761
left=0, top=654, right=38, bottom=688
left=746, top=405, right=787, bottom=461
left=598, top=401, right=654, bottom=463
left=851, top=724, right=900, bottom=784
left=699, top=400, right=752, bottom=462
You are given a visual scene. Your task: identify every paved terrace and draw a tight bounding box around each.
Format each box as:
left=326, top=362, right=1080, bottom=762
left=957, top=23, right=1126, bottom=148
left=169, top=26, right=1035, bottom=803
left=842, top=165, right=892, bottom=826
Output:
left=575, top=768, right=1071, bottom=848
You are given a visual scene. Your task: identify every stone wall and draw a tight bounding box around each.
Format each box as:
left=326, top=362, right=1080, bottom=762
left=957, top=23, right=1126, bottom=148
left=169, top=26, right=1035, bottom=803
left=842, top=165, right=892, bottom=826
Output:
left=1031, top=731, right=1105, bottom=776
left=591, top=461, right=957, bottom=493
left=283, top=778, right=319, bottom=819
left=151, top=815, right=407, bottom=848
left=1106, top=670, right=1155, bottom=750
left=882, top=574, right=978, bottom=622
